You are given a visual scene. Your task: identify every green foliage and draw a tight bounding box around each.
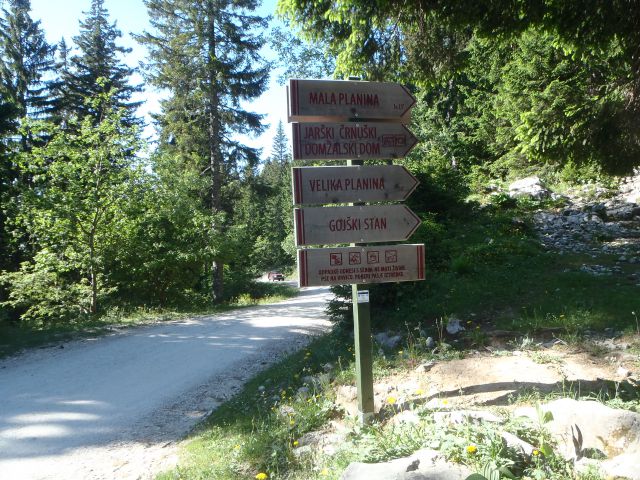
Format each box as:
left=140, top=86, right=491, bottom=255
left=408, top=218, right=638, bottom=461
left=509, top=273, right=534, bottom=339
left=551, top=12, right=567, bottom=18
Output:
left=0, top=88, right=142, bottom=320
left=279, top=1, right=640, bottom=177
left=104, top=150, right=212, bottom=307
left=0, top=250, right=93, bottom=324
left=270, top=25, right=335, bottom=84
left=251, top=121, right=295, bottom=272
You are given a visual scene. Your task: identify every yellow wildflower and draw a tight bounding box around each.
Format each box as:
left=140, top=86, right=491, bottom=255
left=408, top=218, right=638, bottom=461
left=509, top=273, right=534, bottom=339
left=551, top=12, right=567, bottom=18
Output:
left=293, top=440, right=299, bottom=447
left=466, top=445, right=477, bottom=454
left=256, top=473, right=268, bottom=480
left=414, top=389, right=424, bottom=396
left=532, top=449, right=540, bottom=456
left=320, top=468, right=329, bottom=476
left=234, top=444, right=240, bottom=450
left=441, top=399, right=449, bottom=405
left=386, top=396, right=397, bottom=405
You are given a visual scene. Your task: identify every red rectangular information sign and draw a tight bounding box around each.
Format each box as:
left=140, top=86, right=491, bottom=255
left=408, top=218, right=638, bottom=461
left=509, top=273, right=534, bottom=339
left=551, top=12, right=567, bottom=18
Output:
left=298, top=244, right=425, bottom=287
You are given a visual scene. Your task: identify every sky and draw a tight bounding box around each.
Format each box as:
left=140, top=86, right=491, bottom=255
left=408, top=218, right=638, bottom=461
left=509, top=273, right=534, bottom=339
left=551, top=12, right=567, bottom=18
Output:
left=29, top=0, right=289, bottom=160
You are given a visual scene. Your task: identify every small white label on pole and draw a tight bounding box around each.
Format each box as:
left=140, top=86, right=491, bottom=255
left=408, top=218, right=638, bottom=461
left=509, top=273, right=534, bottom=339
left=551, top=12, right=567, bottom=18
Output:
left=357, top=290, right=370, bottom=303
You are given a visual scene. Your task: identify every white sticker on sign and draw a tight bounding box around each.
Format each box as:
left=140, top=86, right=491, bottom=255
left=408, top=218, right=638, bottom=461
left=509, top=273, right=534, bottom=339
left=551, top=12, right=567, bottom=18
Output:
left=357, top=291, right=370, bottom=303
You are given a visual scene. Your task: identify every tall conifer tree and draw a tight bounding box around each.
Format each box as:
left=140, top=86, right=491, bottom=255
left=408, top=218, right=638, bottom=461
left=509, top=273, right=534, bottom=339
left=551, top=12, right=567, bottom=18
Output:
left=136, top=0, right=270, bottom=301
left=63, top=0, right=140, bottom=124
left=49, top=38, right=73, bottom=126
left=0, top=0, right=55, bottom=139
left=257, top=120, right=294, bottom=270
left=0, top=0, right=54, bottom=279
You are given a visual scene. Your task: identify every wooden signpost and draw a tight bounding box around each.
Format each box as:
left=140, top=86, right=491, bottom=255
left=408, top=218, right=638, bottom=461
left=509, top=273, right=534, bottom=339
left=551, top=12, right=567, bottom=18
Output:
left=291, top=122, right=418, bottom=161
left=287, top=79, right=423, bottom=424
left=292, top=165, right=419, bottom=204
left=294, top=205, right=421, bottom=246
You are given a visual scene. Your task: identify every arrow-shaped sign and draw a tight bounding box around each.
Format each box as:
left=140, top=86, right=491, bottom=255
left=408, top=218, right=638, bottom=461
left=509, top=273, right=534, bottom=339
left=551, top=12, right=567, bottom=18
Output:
left=298, top=244, right=426, bottom=287
left=291, top=122, right=418, bottom=161
left=292, top=165, right=419, bottom=205
left=294, top=205, right=421, bottom=246
left=288, top=79, right=416, bottom=122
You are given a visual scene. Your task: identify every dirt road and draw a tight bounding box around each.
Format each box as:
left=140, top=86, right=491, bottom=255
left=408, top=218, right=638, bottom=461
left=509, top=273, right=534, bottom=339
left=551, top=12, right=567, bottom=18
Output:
left=0, top=287, right=332, bottom=479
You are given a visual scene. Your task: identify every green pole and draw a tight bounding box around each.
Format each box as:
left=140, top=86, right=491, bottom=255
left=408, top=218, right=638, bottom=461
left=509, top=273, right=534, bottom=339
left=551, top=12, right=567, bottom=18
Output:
left=352, top=283, right=374, bottom=423
left=348, top=158, right=375, bottom=424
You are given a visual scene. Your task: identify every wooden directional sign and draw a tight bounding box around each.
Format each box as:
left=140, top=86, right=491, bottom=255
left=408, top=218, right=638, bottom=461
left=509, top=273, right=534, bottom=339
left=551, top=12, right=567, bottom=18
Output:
left=288, top=79, right=416, bottom=122
left=294, top=205, right=421, bottom=246
left=298, top=244, right=425, bottom=287
left=292, top=165, right=419, bottom=205
left=291, top=122, right=418, bottom=161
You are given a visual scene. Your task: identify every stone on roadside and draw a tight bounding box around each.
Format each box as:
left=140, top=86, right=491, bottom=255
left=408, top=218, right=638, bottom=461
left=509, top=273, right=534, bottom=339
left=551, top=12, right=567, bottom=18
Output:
left=296, top=430, right=345, bottom=456
left=501, top=431, right=536, bottom=456
left=445, top=317, right=465, bottom=335
left=296, top=386, right=310, bottom=399
left=617, top=366, right=632, bottom=378
left=508, top=176, right=551, bottom=200
left=415, top=361, right=436, bottom=373
left=374, top=332, right=403, bottom=350
left=576, top=453, right=640, bottom=480
left=515, top=399, right=640, bottom=460
left=340, top=448, right=473, bottom=480
left=606, top=204, right=637, bottom=221
left=433, top=410, right=503, bottom=426
left=389, top=410, right=421, bottom=425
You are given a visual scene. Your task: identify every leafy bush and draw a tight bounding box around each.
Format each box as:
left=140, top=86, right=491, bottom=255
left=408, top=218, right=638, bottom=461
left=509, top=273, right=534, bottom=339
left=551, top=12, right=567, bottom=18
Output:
left=0, top=250, right=94, bottom=325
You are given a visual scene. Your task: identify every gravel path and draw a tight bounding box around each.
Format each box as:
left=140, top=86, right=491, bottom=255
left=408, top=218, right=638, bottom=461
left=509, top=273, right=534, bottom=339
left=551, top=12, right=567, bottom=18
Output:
left=0, top=286, right=332, bottom=480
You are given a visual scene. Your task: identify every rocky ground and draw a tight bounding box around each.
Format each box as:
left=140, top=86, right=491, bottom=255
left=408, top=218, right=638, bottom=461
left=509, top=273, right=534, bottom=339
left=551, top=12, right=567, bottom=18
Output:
left=326, top=341, right=640, bottom=480
left=529, top=169, right=640, bottom=283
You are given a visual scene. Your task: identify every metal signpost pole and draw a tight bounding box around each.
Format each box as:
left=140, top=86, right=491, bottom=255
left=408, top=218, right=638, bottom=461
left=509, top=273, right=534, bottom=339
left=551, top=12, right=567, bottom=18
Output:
left=348, top=158, right=374, bottom=424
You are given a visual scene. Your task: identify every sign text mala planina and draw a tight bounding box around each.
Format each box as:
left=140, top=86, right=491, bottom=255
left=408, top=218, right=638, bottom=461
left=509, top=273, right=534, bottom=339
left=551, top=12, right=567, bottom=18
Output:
left=288, top=79, right=416, bottom=122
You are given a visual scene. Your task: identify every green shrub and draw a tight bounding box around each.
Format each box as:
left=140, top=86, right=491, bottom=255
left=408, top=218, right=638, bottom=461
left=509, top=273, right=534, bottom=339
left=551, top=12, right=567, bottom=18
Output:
left=0, top=251, right=94, bottom=325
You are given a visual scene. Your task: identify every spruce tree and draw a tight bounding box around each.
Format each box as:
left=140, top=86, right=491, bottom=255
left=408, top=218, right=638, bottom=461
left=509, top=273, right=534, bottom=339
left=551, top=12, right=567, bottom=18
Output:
left=271, top=120, right=291, bottom=165
left=64, top=0, right=140, bottom=124
left=0, top=0, right=55, bottom=280
left=49, top=38, right=73, bottom=126
left=0, top=87, right=18, bottom=278
left=0, top=0, right=56, bottom=137
left=136, top=0, right=270, bottom=301
left=257, top=120, right=294, bottom=271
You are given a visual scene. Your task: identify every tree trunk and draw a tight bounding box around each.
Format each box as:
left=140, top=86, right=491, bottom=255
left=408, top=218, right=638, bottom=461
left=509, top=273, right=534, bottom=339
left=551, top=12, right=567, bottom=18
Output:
left=88, top=230, right=98, bottom=314
left=207, top=0, right=224, bottom=303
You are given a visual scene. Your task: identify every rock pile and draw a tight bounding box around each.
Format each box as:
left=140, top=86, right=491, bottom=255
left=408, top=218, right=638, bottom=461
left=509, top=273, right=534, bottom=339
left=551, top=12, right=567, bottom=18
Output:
left=338, top=400, right=640, bottom=480
left=516, top=399, right=640, bottom=480
left=506, top=173, right=640, bottom=283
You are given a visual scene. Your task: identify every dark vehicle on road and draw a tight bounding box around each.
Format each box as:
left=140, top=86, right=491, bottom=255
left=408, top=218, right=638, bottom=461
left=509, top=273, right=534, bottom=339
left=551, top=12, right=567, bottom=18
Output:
left=267, top=271, right=285, bottom=281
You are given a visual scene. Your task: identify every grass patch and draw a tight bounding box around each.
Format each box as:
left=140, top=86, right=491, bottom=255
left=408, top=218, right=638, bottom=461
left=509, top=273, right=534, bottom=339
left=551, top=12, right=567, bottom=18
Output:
left=0, top=281, right=298, bottom=359
left=350, top=203, right=640, bottom=339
